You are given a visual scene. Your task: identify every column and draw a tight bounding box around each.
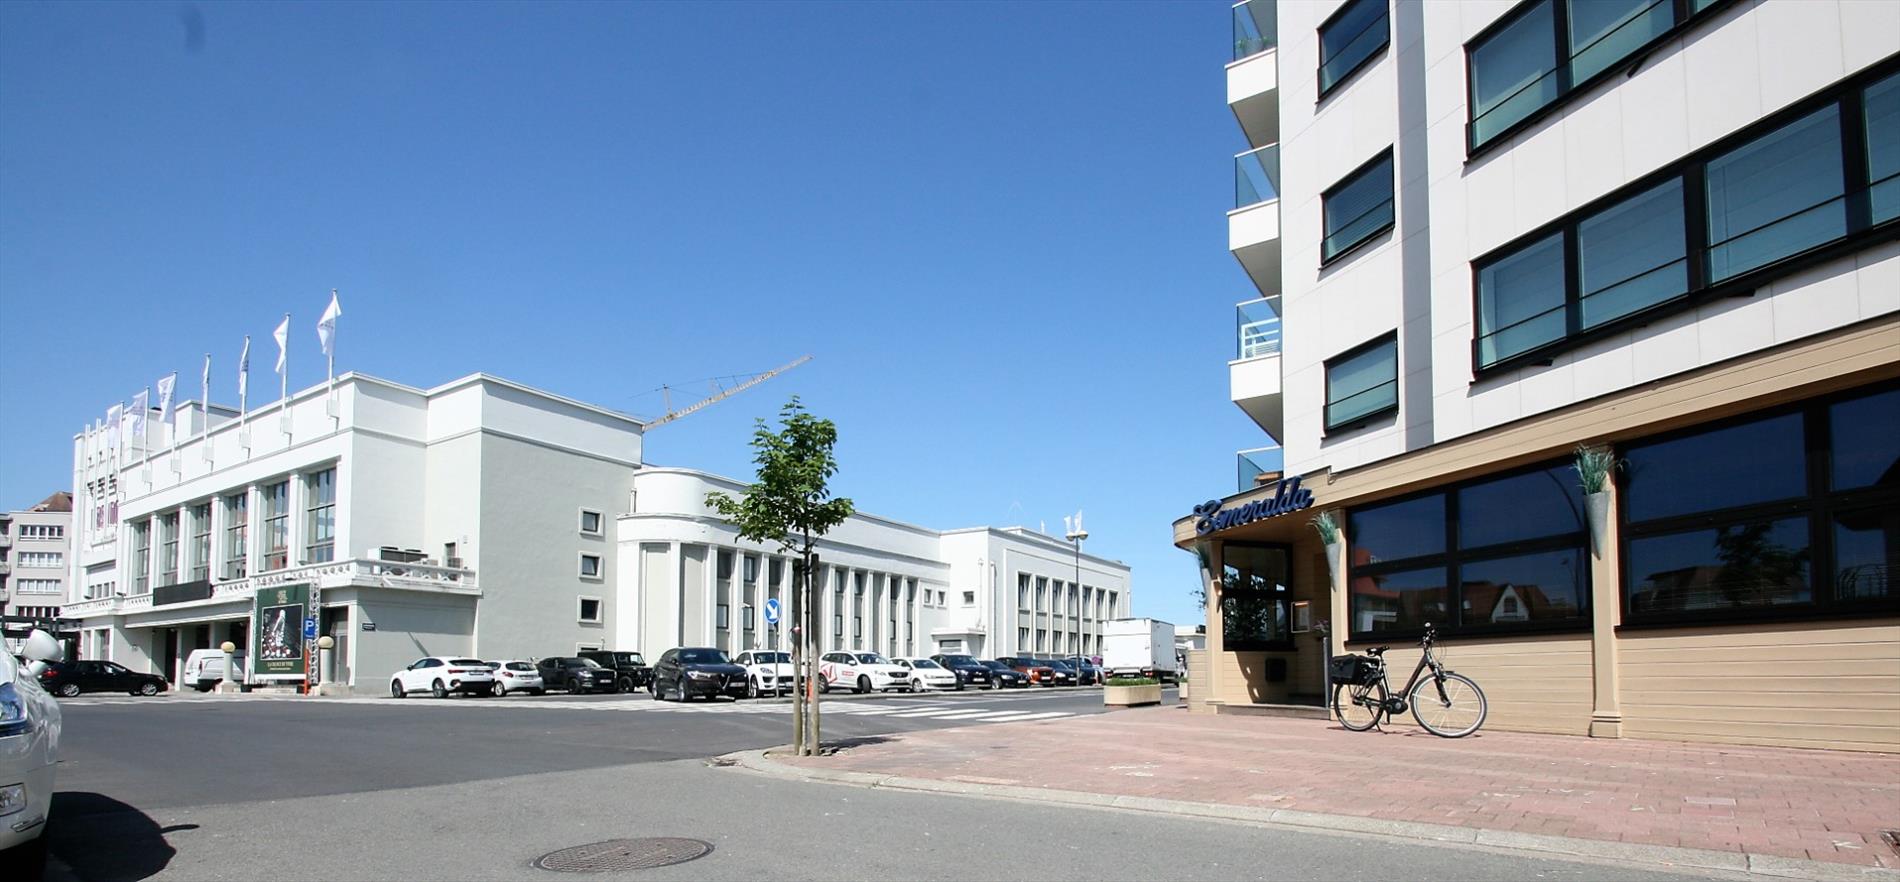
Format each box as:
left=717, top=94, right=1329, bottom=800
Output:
left=1588, top=481, right=1624, bottom=738
left=1202, top=540, right=1224, bottom=707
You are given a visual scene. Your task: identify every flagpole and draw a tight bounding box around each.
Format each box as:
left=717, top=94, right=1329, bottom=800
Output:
left=202, top=353, right=212, bottom=442
left=280, top=313, right=290, bottom=407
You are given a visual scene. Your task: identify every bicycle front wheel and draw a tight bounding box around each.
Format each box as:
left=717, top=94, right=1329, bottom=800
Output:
left=1332, top=680, right=1386, bottom=731
left=1410, top=671, right=1487, bottom=737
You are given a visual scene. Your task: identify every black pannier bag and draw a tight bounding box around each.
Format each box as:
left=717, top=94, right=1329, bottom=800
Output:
left=1328, top=654, right=1378, bottom=685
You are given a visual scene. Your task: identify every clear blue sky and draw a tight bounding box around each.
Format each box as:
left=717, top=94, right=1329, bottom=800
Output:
left=0, top=1, right=1260, bottom=629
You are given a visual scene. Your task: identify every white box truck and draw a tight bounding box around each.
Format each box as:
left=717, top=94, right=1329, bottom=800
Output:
left=1102, top=618, right=1179, bottom=683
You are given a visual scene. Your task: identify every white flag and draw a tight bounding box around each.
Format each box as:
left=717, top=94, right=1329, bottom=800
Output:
left=201, top=354, right=211, bottom=407
left=273, top=315, right=290, bottom=375
left=238, top=336, right=251, bottom=404
left=156, top=373, right=177, bottom=424
left=318, top=289, right=342, bottom=360
left=130, top=389, right=149, bottom=438
left=106, top=405, right=122, bottom=451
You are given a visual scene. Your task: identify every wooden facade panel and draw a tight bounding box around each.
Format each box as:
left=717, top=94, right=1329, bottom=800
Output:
left=1623, top=688, right=1900, bottom=709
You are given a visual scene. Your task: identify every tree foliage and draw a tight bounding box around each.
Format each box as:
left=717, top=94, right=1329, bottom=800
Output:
left=705, top=396, right=855, bottom=554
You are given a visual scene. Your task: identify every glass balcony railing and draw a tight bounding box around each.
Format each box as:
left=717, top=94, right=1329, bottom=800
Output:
left=1237, top=446, right=1285, bottom=492
left=1232, top=0, right=1277, bottom=62
left=1236, top=297, right=1281, bottom=360
left=1234, top=144, right=1280, bottom=210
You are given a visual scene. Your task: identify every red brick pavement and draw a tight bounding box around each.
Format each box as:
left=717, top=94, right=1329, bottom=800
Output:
left=781, top=707, right=1900, bottom=868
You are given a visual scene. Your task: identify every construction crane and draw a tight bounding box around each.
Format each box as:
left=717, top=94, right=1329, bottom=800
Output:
left=641, top=355, right=812, bottom=428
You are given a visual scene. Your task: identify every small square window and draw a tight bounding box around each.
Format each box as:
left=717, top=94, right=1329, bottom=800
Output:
left=578, top=597, right=603, bottom=623
left=579, top=553, right=603, bottom=579
left=1324, top=333, right=1400, bottom=432
left=1321, top=150, right=1395, bottom=264
left=579, top=509, right=603, bottom=535
left=963, top=591, right=976, bottom=606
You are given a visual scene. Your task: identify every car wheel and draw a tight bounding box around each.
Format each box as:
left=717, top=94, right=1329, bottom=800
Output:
left=617, top=677, right=633, bottom=694
left=855, top=675, right=870, bottom=694
left=818, top=675, right=831, bottom=695
left=746, top=678, right=760, bottom=699
left=56, top=683, right=80, bottom=698
left=911, top=678, right=923, bottom=693
left=138, top=682, right=160, bottom=696
left=648, top=679, right=659, bottom=699
left=431, top=679, right=448, bottom=699
left=491, top=682, right=507, bottom=697
left=392, top=680, right=406, bottom=698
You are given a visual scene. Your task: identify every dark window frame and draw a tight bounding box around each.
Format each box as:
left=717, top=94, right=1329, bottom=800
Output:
left=1319, top=147, right=1397, bottom=267
left=1470, top=58, right=1900, bottom=378
left=1218, top=541, right=1297, bottom=652
left=1617, top=379, right=1900, bottom=629
left=1323, top=331, right=1401, bottom=435
left=1464, top=0, right=1739, bottom=158
left=1346, top=458, right=1593, bottom=645
left=1317, top=0, right=1391, bottom=102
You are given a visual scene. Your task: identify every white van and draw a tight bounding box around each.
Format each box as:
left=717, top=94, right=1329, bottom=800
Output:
left=182, top=648, right=249, bottom=691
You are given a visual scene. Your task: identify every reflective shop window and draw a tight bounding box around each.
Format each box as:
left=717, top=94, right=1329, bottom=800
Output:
left=1704, top=105, right=1847, bottom=282
left=1627, top=518, right=1812, bottom=614
left=1220, top=544, right=1292, bottom=650
left=1459, top=549, right=1586, bottom=626
left=1830, top=387, right=1900, bottom=490
left=1456, top=465, right=1586, bottom=549
left=1349, top=493, right=1444, bottom=564
left=1351, top=566, right=1448, bottom=634
left=1621, top=411, right=1806, bottom=522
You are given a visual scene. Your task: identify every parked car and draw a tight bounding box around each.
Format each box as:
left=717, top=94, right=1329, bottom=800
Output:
left=182, top=648, right=248, bottom=692
left=535, top=657, right=615, bottom=694
left=892, top=657, right=959, bottom=692
left=484, top=659, right=545, bottom=696
left=575, top=650, right=651, bottom=693
left=979, top=659, right=1029, bottom=688
left=390, top=657, right=495, bottom=698
left=1039, top=659, right=1081, bottom=687
left=995, top=656, right=1060, bottom=687
left=1, top=630, right=63, bottom=871
left=1072, top=659, right=1104, bottom=685
left=931, top=653, right=995, bottom=689
left=38, top=660, right=170, bottom=698
left=732, top=650, right=795, bottom=698
left=818, top=651, right=911, bottom=694
left=648, top=647, right=747, bottom=701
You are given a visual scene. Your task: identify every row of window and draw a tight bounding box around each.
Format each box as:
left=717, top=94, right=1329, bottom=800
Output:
left=12, top=579, right=62, bottom=595
left=13, top=524, right=65, bottom=540
left=1317, top=61, right=1900, bottom=433
left=1013, top=572, right=1120, bottom=620
left=12, top=552, right=64, bottom=569
left=1016, top=625, right=1098, bottom=656
left=129, top=467, right=335, bottom=592
left=1338, top=382, right=1897, bottom=640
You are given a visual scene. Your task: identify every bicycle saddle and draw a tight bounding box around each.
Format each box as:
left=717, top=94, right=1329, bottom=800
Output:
left=1366, top=646, right=1389, bottom=656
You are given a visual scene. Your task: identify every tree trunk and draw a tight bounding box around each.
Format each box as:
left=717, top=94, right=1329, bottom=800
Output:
left=790, top=557, right=805, bottom=756
left=805, top=531, right=822, bottom=755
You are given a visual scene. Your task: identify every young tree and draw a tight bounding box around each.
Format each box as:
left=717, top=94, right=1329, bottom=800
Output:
left=706, top=396, right=854, bottom=756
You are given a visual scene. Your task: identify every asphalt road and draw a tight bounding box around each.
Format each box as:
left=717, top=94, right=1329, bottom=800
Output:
left=25, top=688, right=1718, bottom=882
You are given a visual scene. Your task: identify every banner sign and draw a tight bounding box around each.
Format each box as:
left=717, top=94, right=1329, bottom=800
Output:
left=253, top=584, right=310, bottom=679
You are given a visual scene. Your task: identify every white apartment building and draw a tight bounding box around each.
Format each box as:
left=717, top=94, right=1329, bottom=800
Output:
left=66, top=373, right=1131, bottom=692
left=0, top=491, right=73, bottom=621
left=1184, top=0, right=1897, bottom=751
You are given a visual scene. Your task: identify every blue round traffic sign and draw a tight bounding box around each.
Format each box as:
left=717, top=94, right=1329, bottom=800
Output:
left=763, top=598, right=782, bottom=626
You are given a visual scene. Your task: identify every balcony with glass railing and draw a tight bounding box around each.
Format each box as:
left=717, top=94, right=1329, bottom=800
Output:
left=1230, top=297, right=1284, bottom=441
left=1237, top=445, right=1285, bottom=493
left=1228, top=0, right=1279, bottom=148
left=1230, top=144, right=1282, bottom=300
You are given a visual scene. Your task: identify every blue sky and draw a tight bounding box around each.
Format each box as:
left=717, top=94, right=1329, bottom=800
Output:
left=0, top=1, right=1260, bottom=629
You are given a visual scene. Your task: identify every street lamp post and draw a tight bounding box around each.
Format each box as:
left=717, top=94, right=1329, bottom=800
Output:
left=1063, top=511, right=1088, bottom=686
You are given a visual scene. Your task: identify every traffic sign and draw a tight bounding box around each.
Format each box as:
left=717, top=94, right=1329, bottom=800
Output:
left=303, top=616, right=318, bottom=641
left=763, top=598, right=782, bottom=626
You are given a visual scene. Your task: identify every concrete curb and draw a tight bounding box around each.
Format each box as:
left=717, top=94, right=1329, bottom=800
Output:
left=722, top=747, right=1900, bottom=882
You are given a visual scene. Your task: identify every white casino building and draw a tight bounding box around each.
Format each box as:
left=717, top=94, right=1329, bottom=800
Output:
left=65, top=372, right=1130, bottom=691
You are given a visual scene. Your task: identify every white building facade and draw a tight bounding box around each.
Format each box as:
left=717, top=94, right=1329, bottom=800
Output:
left=1, top=492, right=73, bottom=621
left=1189, top=0, right=1898, bottom=750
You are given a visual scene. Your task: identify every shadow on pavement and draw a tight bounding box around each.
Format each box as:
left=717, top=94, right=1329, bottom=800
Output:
left=44, top=792, right=181, bottom=882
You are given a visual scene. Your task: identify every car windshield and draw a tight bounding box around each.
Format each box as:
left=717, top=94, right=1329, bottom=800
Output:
left=940, top=655, right=975, bottom=665
left=855, top=653, right=889, bottom=664
left=752, top=652, right=790, bottom=664
left=982, top=660, right=1009, bottom=669
left=1045, top=660, right=1074, bottom=671
left=504, top=662, right=534, bottom=671
left=910, top=659, right=942, bottom=669
left=680, top=649, right=729, bottom=664
left=575, top=658, right=603, bottom=668
left=615, top=653, right=645, bottom=666
left=449, top=659, right=485, bottom=666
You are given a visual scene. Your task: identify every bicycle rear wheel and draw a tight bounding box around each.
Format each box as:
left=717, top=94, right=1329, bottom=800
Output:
left=1332, top=680, right=1386, bottom=731
left=1410, top=671, right=1487, bottom=737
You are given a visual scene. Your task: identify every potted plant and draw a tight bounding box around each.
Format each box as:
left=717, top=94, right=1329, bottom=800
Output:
left=1103, top=676, right=1162, bottom=708
left=1311, top=510, right=1343, bottom=584
left=1575, top=443, right=1617, bottom=558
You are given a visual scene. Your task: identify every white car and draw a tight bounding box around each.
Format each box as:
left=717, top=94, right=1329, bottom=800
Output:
left=484, top=659, right=545, bottom=696
left=182, top=647, right=249, bottom=692
left=2, top=630, right=63, bottom=869
left=732, top=650, right=796, bottom=698
left=818, top=651, right=911, bottom=694
left=390, top=657, right=495, bottom=698
left=893, top=657, right=959, bottom=692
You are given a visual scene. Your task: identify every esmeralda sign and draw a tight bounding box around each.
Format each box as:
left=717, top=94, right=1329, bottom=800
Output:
left=1192, top=475, right=1315, bottom=536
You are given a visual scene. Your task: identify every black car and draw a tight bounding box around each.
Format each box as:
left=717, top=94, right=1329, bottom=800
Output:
left=39, top=660, right=170, bottom=697
left=649, top=647, right=747, bottom=701
left=979, top=659, right=1029, bottom=688
left=1073, top=660, right=1104, bottom=686
left=1040, top=659, right=1081, bottom=687
left=931, top=653, right=994, bottom=689
left=535, top=656, right=615, bottom=694
left=576, top=650, right=651, bottom=692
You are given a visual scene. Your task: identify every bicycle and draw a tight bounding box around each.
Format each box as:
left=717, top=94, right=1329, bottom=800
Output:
left=1330, top=623, right=1487, bottom=738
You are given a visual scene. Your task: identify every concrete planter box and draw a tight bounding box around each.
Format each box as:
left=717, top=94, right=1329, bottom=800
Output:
left=1104, top=683, right=1162, bottom=708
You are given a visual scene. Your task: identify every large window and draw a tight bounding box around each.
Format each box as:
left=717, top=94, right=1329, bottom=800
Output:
left=1622, top=383, right=1899, bottom=623
left=1466, top=0, right=1728, bottom=152
left=1317, top=0, right=1388, bottom=98
left=133, top=519, right=151, bottom=593
left=1472, top=64, right=1899, bottom=373
left=303, top=468, right=336, bottom=564
left=1324, top=333, right=1399, bottom=432
left=222, top=491, right=248, bottom=580
left=262, top=480, right=289, bottom=570
left=1220, top=543, right=1292, bottom=650
left=189, top=502, right=211, bottom=581
left=158, top=512, right=180, bottom=586
left=1321, top=150, right=1394, bottom=264
left=1349, top=461, right=1588, bottom=640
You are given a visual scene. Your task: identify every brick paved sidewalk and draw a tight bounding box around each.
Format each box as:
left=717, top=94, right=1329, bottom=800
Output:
left=779, top=706, right=1900, bottom=869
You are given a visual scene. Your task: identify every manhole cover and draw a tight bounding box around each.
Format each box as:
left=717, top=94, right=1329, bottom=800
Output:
left=535, top=838, right=712, bottom=873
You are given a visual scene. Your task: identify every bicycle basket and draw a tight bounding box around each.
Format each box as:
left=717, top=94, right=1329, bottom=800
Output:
left=1328, top=654, right=1379, bottom=685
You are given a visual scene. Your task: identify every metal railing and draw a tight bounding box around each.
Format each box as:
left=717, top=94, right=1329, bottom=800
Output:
left=1232, top=0, right=1277, bottom=61
left=1236, top=297, right=1282, bottom=360
left=61, top=557, right=480, bottom=618
left=1237, top=446, right=1286, bottom=493
left=1235, top=144, right=1281, bottom=210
